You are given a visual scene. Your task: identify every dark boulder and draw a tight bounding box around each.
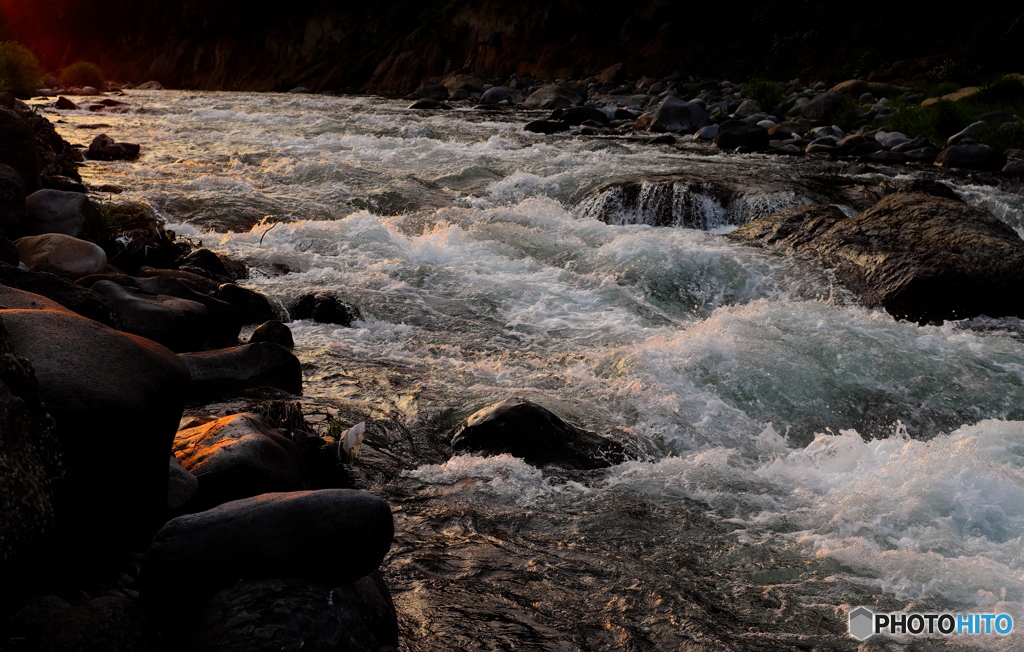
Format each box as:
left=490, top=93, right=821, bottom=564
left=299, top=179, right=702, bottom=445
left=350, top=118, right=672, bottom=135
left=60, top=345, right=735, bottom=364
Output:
left=140, top=489, right=394, bottom=616
left=179, top=341, right=303, bottom=398
left=27, top=595, right=152, bottom=652
left=524, top=120, right=569, bottom=134
left=54, top=96, right=77, bottom=110
left=523, top=84, right=583, bottom=108
left=727, top=194, right=1024, bottom=323
left=713, top=120, right=770, bottom=151
left=173, top=413, right=309, bottom=510
left=90, top=280, right=241, bottom=352
left=555, top=106, right=610, bottom=126
left=181, top=248, right=228, bottom=277
left=415, top=83, right=449, bottom=100
left=0, top=163, right=26, bottom=237
left=192, top=574, right=398, bottom=652
left=451, top=399, right=625, bottom=470
left=408, top=98, right=451, bottom=110
left=934, top=143, right=1007, bottom=172
left=877, top=179, right=961, bottom=202
left=250, top=319, right=294, bottom=348
left=25, top=189, right=102, bottom=237
left=648, top=96, right=710, bottom=133
left=479, top=86, right=511, bottom=105
left=800, top=92, right=846, bottom=122
left=215, top=283, right=276, bottom=324
left=84, top=134, right=141, bottom=161
left=289, top=291, right=360, bottom=326
left=2, top=308, right=189, bottom=568
left=0, top=266, right=125, bottom=328
left=0, top=314, right=62, bottom=574
left=0, top=106, right=39, bottom=193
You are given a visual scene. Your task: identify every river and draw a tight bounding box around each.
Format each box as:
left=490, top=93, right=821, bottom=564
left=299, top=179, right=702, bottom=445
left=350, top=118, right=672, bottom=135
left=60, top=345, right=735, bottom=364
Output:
left=34, top=90, right=1024, bottom=650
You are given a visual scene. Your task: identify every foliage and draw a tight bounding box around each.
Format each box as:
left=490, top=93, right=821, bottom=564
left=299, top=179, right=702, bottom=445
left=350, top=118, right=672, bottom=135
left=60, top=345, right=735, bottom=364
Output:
left=59, top=61, right=106, bottom=92
left=744, top=79, right=786, bottom=111
left=0, top=41, right=43, bottom=96
left=830, top=96, right=865, bottom=133
left=879, top=76, right=1024, bottom=151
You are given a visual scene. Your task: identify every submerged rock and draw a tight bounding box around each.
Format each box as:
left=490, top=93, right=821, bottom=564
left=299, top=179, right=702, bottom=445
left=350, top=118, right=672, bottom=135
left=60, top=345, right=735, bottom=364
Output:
left=728, top=194, right=1024, bottom=323
left=289, top=291, right=360, bottom=326
left=451, top=399, right=625, bottom=470
left=84, top=133, right=141, bottom=161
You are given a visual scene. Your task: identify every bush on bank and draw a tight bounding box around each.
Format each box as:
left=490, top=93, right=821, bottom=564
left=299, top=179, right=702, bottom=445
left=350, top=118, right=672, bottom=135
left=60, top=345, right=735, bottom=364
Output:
left=0, top=41, right=42, bottom=96
left=59, top=61, right=106, bottom=92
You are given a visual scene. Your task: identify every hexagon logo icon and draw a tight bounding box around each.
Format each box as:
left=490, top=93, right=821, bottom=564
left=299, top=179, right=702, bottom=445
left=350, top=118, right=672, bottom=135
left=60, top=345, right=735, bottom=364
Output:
left=849, top=606, right=875, bottom=640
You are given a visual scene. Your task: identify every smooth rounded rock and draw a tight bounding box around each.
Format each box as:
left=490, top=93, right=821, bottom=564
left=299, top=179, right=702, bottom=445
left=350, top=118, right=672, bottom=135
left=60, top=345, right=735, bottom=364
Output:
left=25, top=189, right=102, bottom=237
left=140, top=489, right=394, bottom=616
left=15, top=233, right=107, bottom=278
left=179, top=341, right=303, bottom=398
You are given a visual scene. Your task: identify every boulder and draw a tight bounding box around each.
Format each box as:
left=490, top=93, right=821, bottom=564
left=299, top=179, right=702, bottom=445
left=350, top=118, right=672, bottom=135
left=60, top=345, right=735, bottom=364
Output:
left=90, top=280, right=241, bottom=352
left=289, top=291, right=361, bottom=326
left=524, top=119, right=569, bottom=134
left=2, top=308, right=189, bottom=567
left=54, top=96, right=77, bottom=110
left=415, top=83, right=449, bottom=100
left=800, top=92, right=846, bottom=121
left=713, top=120, right=770, bottom=151
left=25, top=189, right=102, bottom=237
left=249, top=319, right=294, bottom=348
left=181, top=248, right=229, bottom=277
left=192, top=574, right=398, bottom=652
left=0, top=266, right=125, bottom=328
left=15, top=233, right=108, bottom=278
left=84, top=134, right=141, bottom=161
left=167, top=456, right=198, bottom=511
left=934, top=143, right=1007, bottom=172
left=451, top=399, right=625, bottom=470
left=648, top=96, right=710, bottom=133
left=136, top=81, right=164, bottom=90
left=0, top=163, right=26, bottom=236
left=0, top=106, right=39, bottom=193
left=479, top=86, right=511, bottom=105
left=523, top=84, right=583, bottom=108
left=408, top=98, right=451, bottom=110
left=554, top=106, right=610, bottom=126
left=0, top=315, right=62, bottom=574
left=215, top=283, right=276, bottom=324
left=140, top=489, right=394, bottom=615
left=179, top=342, right=302, bottom=398
left=173, top=413, right=310, bottom=509
left=28, top=596, right=152, bottom=652
left=727, top=195, right=1024, bottom=323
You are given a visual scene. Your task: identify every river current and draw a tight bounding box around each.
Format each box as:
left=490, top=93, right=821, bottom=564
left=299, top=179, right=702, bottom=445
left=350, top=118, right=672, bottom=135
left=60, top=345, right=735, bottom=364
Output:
left=35, top=90, right=1024, bottom=649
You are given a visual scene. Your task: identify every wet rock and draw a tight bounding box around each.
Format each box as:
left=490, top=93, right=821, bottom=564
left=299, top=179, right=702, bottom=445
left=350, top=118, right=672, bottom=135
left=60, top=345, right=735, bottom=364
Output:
left=2, top=308, right=189, bottom=565
left=84, top=134, right=141, bottom=161
left=648, top=96, right=710, bottom=133
left=289, top=291, right=361, bottom=325
left=479, top=86, right=511, bottom=105
left=0, top=266, right=125, bottom=328
left=214, top=283, right=276, bottom=324
left=692, top=124, right=719, bottom=140
left=54, top=96, right=77, bottom=110
left=25, top=189, right=102, bottom=237
left=90, top=280, right=241, bottom=353
left=451, top=398, right=625, bottom=470
left=728, top=194, right=1024, bottom=323
left=713, top=120, right=769, bottom=151
left=29, top=595, right=152, bottom=652
left=877, top=179, right=960, bottom=201
left=555, top=105, right=610, bottom=126
left=181, top=248, right=228, bottom=277
left=136, top=81, right=164, bottom=90
left=934, top=143, right=1007, bottom=172
left=0, top=106, right=40, bottom=193
left=15, top=233, right=108, bottom=278
left=524, top=119, right=569, bottom=134
left=408, top=98, right=451, bottom=110
left=800, top=92, right=846, bottom=121
left=167, top=456, right=198, bottom=511
left=140, top=489, right=394, bottom=616
left=0, top=163, right=26, bottom=236
left=193, top=574, right=398, bottom=652
left=523, top=84, right=583, bottom=108
left=173, top=413, right=310, bottom=509
left=0, top=315, right=62, bottom=575
left=250, top=319, right=294, bottom=348
left=138, top=268, right=221, bottom=293
left=180, top=341, right=302, bottom=398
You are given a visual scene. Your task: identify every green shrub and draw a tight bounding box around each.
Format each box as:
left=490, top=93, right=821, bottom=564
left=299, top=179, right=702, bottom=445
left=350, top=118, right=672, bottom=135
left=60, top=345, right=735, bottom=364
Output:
left=59, top=61, right=106, bottom=92
left=0, top=41, right=42, bottom=96
left=744, top=79, right=786, bottom=111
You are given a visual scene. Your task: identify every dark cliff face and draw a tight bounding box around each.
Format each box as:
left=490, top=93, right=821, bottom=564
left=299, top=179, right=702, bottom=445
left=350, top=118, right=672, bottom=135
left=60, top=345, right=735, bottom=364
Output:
left=2, top=1, right=1022, bottom=94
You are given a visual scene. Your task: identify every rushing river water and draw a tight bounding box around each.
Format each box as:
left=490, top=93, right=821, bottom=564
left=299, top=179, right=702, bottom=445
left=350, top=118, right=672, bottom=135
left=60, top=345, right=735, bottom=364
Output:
left=35, top=90, right=1024, bottom=649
